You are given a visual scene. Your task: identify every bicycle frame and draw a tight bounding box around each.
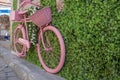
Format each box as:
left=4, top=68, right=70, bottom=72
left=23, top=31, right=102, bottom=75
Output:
left=17, top=0, right=51, bottom=51
left=12, top=0, right=65, bottom=73
left=18, top=0, right=40, bottom=39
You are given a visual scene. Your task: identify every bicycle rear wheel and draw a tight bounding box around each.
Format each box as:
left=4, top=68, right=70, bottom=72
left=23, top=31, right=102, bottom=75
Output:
left=14, top=24, right=26, bottom=57
left=37, top=26, right=65, bottom=73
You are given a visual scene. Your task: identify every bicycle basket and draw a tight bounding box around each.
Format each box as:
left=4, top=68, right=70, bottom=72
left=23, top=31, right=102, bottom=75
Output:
left=29, top=7, right=52, bottom=27
left=10, top=11, right=23, bottom=21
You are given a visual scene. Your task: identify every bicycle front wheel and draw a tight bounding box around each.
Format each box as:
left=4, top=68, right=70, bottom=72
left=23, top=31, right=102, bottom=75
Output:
left=14, top=24, right=26, bottom=57
left=37, top=26, right=65, bottom=73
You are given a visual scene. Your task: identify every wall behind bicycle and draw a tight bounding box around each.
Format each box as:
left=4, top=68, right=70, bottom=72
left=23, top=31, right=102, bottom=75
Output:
left=13, top=0, right=120, bottom=80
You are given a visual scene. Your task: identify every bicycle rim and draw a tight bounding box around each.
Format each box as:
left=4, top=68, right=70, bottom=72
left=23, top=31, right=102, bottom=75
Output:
left=14, top=25, right=26, bottom=57
left=38, top=26, right=65, bottom=73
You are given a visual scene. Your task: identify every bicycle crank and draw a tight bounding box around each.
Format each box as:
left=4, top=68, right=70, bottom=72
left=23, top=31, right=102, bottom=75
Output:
left=18, top=38, right=30, bottom=49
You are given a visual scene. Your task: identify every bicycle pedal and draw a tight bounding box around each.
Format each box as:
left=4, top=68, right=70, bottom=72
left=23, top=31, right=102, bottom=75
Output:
left=18, top=38, right=30, bottom=49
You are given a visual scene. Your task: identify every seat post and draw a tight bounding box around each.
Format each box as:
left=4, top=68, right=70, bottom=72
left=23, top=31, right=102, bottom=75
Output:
left=23, top=14, right=29, bottom=41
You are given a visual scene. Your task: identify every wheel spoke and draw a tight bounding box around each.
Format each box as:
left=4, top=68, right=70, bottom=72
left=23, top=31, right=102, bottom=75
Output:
left=39, top=28, right=61, bottom=68
left=37, top=26, right=65, bottom=73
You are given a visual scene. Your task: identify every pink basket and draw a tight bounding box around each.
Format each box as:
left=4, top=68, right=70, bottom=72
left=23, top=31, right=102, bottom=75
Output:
left=10, top=11, right=23, bottom=21
left=29, top=7, right=52, bottom=27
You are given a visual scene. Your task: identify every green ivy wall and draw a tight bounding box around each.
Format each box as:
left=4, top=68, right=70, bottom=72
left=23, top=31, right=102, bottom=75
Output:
left=13, top=0, right=120, bottom=80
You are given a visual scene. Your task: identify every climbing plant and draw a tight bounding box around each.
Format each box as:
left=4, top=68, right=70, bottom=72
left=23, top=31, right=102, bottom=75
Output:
left=13, top=0, right=120, bottom=80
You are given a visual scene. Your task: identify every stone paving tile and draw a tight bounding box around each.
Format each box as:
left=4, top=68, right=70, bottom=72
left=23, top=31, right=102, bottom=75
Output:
left=0, top=41, right=10, bottom=50
left=8, top=77, right=21, bottom=80
left=0, top=77, right=7, bottom=80
left=7, top=71, right=17, bottom=77
left=0, top=58, right=21, bottom=80
left=4, top=67, right=12, bottom=73
left=0, top=72, right=6, bottom=78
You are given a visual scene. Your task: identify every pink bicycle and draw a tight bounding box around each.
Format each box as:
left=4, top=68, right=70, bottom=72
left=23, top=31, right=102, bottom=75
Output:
left=11, top=0, right=65, bottom=73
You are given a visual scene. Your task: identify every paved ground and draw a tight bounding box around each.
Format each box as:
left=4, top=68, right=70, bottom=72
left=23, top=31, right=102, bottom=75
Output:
left=0, top=41, right=64, bottom=80
left=0, top=41, right=21, bottom=80
left=0, top=41, right=10, bottom=50
left=0, top=58, right=21, bottom=80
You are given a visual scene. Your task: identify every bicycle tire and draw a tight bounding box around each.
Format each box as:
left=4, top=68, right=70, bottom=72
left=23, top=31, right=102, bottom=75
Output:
left=37, top=26, right=65, bottom=73
left=14, top=24, right=26, bottom=57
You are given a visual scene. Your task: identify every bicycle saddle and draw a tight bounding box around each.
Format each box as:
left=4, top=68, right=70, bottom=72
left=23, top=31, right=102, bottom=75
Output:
left=20, top=0, right=31, bottom=7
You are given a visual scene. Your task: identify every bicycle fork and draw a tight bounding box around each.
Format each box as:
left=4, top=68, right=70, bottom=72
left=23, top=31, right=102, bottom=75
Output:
left=18, top=38, right=30, bottom=49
